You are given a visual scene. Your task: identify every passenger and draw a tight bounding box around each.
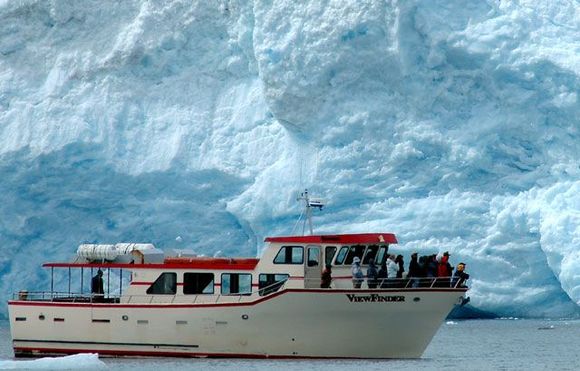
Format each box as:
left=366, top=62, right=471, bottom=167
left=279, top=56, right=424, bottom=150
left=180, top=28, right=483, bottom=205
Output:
left=395, top=254, right=405, bottom=278
left=426, top=255, right=438, bottom=278
left=408, top=252, right=421, bottom=287
left=377, top=261, right=388, bottom=288
left=418, top=255, right=427, bottom=275
left=386, top=255, right=398, bottom=287
left=351, top=257, right=364, bottom=289
left=321, top=264, right=332, bottom=288
left=366, top=259, right=379, bottom=289
left=452, top=262, right=470, bottom=288
left=437, top=251, right=453, bottom=287
left=91, top=269, right=104, bottom=301
left=437, top=251, right=453, bottom=277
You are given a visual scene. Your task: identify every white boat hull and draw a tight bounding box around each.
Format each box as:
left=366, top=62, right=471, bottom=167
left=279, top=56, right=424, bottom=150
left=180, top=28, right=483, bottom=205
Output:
left=9, top=288, right=466, bottom=359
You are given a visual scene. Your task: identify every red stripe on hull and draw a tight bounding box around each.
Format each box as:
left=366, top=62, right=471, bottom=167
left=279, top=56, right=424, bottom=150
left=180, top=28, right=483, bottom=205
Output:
left=13, top=346, right=394, bottom=360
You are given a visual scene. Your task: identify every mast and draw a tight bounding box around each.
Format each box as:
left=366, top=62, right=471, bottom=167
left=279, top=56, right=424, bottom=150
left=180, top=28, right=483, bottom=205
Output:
left=296, top=189, right=325, bottom=235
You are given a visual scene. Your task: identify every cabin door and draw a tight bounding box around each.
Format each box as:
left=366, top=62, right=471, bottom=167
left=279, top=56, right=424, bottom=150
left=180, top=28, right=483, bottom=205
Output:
left=304, top=245, right=321, bottom=288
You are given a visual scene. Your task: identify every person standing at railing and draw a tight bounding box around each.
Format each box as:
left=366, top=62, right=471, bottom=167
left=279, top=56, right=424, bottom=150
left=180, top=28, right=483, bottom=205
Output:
left=366, top=259, right=379, bottom=288
left=452, top=263, right=470, bottom=288
left=395, top=255, right=405, bottom=278
left=386, top=255, right=398, bottom=287
left=91, top=269, right=104, bottom=301
left=351, top=257, right=364, bottom=288
left=377, top=261, right=388, bottom=288
left=426, top=255, right=438, bottom=278
left=437, top=252, right=453, bottom=287
left=321, top=264, right=333, bottom=288
left=408, top=252, right=421, bottom=288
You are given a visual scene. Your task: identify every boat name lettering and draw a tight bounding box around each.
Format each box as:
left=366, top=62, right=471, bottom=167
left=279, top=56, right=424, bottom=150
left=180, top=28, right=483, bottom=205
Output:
left=345, top=294, right=405, bottom=303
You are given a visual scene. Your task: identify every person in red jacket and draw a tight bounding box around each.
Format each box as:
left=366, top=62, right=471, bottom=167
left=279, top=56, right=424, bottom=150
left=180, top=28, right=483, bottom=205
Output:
left=437, top=252, right=453, bottom=287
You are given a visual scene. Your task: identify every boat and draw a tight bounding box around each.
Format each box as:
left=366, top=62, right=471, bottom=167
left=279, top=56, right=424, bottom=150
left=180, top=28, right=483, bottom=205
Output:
left=8, top=192, right=469, bottom=359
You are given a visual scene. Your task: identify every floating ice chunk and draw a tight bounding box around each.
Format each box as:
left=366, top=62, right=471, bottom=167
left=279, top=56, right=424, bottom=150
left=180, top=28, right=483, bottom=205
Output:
left=0, top=353, right=106, bottom=370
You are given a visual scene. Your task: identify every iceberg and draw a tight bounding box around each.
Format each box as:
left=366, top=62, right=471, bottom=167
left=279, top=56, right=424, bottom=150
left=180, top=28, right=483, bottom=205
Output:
left=0, top=0, right=578, bottom=318
left=0, top=353, right=106, bottom=369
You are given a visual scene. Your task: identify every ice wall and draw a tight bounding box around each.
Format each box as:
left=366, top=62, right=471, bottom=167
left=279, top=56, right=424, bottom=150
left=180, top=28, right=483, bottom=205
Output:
left=0, top=0, right=578, bottom=318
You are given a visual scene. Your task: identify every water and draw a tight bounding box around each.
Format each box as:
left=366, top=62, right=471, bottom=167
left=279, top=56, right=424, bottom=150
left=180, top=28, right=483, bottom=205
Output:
left=1, top=319, right=579, bottom=370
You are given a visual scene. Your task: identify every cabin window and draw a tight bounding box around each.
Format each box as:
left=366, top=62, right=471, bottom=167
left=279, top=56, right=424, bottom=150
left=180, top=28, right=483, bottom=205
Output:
left=183, top=273, right=214, bottom=294
left=221, top=273, right=252, bottom=295
left=334, top=246, right=349, bottom=265
left=325, top=246, right=337, bottom=266
left=307, top=247, right=320, bottom=267
left=344, top=245, right=366, bottom=265
left=363, top=245, right=379, bottom=264
left=273, top=246, right=304, bottom=264
left=146, top=272, right=177, bottom=295
left=258, top=274, right=289, bottom=296
left=375, top=245, right=389, bottom=265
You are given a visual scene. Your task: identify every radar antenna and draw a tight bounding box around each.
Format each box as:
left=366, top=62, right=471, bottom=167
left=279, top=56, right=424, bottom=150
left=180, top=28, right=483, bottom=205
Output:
left=293, top=189, right=325, bottom=236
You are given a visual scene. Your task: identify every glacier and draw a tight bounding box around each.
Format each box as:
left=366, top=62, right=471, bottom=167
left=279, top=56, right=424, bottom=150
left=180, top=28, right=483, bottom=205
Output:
left=0, top=0, right=578, bottom=318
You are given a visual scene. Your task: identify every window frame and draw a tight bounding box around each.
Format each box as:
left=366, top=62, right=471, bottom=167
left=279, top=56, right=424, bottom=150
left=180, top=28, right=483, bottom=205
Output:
left=258, top=273, right=289, bottom=296
left=375, top=245, right=389, bottom=265
left=344, top=245, right=367, bottom=265
left=307, top=246, right=320, bottom=267
left=183, top=272, right=215, bottom=295
left=325, top=246, right=337, bottom=266
left=273, top=246, right=304, bottom=265
left=334, top=246, right=349, bottom=265
left=146, top=272, right=177, bottom=295
left=220, top=273, right=252, bottom=295
left=363, top=245, right=379, bottom=264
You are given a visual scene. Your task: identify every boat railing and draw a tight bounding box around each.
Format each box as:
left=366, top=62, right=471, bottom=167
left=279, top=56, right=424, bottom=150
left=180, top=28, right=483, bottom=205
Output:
left=120, top=277, right=292, bottom=304
left=329, top=275, right=467, bottom=289
left=11, top=291, right=121, bottom=303
left=12, top=277, right=291, bottom=305
left=11, top=276, right=465, bottom=305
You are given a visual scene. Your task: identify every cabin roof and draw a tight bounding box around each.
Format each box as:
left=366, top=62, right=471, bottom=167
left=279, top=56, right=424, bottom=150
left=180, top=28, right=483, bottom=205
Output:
left=43, top=257, right=259, bottom=270
left=264, top=233, right=397, bottom=244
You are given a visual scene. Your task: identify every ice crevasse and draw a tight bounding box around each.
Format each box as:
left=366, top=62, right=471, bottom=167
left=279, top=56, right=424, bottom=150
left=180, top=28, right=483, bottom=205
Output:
left=0, top=0, right=578, bottom=318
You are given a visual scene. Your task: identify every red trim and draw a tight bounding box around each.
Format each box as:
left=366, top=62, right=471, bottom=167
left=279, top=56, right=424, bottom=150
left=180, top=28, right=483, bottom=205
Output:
left=7, top=287, right=467, bottom=309
left=13, top=346, right=393, bottom=359
left=43, top=260, right=259, bottom=270
left=264, top=233, right=397, bottom=244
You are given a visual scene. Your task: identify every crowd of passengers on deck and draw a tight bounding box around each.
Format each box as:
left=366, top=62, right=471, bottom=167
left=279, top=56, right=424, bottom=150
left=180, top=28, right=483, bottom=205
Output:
left=321, top=251, right=470, bottom=289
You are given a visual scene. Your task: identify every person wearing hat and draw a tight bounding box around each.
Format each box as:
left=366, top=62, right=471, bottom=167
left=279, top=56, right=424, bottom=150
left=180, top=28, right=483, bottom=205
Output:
left=91, top=269, right=104, bottom=301
left=351, top=256, right=363, bottom=288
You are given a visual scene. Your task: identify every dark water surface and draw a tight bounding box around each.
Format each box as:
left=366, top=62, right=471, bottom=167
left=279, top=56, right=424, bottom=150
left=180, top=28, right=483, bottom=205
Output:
left=1, top=319, right=579, bottom=370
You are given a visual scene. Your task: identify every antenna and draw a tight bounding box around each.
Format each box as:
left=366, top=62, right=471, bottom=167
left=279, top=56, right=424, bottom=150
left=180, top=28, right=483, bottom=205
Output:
left=295, top=189, right=325, bottom=236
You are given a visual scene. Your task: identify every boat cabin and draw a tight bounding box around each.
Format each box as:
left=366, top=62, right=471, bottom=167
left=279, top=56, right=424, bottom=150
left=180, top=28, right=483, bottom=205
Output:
left=18, top=233, right=404, bottom=304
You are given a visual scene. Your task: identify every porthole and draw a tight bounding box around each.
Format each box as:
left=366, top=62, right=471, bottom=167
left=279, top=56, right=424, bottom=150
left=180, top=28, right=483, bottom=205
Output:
left=413, top=297, right=421, bottom=302
left=39, top=314, right=45, bottom=320
left=122, top=315, right=129, bottom=321
left=241, top=314, right=249, bottom=320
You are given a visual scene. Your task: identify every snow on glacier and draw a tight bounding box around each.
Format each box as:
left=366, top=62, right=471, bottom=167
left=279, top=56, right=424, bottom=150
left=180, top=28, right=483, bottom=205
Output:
left=0, top=0, right=578, bottom=318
